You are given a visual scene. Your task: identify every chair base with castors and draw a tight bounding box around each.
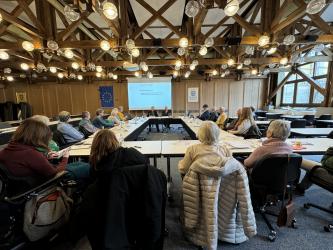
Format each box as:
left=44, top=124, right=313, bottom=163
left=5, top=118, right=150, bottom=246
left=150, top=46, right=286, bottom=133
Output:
left=304, top=202, right=333, bottom=232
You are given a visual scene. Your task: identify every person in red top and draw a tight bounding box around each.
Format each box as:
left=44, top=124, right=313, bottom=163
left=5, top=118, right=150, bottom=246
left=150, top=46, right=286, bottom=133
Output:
left=0, top=119, right=69, bottom=181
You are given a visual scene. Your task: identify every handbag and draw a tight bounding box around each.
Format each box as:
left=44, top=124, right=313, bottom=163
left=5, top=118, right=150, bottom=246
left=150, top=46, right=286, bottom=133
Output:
left=23, top=186, right=73, bottom=241
left=277, top=155, right=295, bottom=227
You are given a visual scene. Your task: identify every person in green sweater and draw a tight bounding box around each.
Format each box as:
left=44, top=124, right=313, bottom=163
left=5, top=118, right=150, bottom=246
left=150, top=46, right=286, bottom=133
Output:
left=31, top=115, right=59, bottom=151
left=31, top=115, right=90, bottom=181
left=297, top=147, right=333, bottom=194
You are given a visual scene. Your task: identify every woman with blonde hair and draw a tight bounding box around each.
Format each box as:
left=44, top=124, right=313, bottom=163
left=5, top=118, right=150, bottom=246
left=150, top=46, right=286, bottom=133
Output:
left=178, top=121, right=231, bottom=175
left=108, top=108, right=121, bottom=125
left=228, top=107, right=256, bottom=135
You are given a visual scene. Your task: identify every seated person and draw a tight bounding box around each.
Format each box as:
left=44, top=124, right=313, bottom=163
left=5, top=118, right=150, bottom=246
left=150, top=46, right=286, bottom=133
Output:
left=92, top=108, right=114, bottom=129
left=297, top=147, right=333, bottom=194
left=108, top=108, right=121, bottom=125
left=228, top=107, right=256, bottom=135
left=208, top=107, right=219, bottom=122
left=178, top=121, right=231, bottom=175
left=244, top=120, right=293, bottom=169
left=79, top=111, right=99, bottom=134
left=250, top=106, right=257, bottom=120
left=57, top=111, right=84, bottom=143
left=162, top=106, right=171, bottom=129
left=198, top=104, right=210, bottom=121
left=31, top=115, right=59, bottom=151
left=117, top=106, right=126, bottom=121
left=147, top=106, right=160, bottom=132
left=225, top=108, right=241, bottom=130
left=216, top=107, right=227, bottom=129
left=0, top=119, right=69, bottom=185
left=161, top=106, right=171, bottom=117
left=147, top=106, right=158, bottom=117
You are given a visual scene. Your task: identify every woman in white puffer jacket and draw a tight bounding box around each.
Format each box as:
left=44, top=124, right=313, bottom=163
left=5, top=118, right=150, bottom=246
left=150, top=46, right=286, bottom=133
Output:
left=178, top=121, right=257, bottom=250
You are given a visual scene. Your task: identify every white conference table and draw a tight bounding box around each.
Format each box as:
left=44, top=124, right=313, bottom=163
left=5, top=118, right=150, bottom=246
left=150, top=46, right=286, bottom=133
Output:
left=66, top=117, right=333, bottom=188
left=281, top=115, right=304, bottom=120
left=290, top=128, right=333, bottom=137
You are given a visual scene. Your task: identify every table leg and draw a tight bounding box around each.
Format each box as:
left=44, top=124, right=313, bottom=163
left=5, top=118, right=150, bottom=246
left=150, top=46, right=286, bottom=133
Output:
left=153, top=156, right=157, bottom=167
left=166, top=156, right=173, bottom=201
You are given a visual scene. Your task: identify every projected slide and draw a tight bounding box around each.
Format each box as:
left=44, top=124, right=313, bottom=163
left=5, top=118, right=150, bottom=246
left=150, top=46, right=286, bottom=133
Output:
left=127, top=77, right=172, bottom=110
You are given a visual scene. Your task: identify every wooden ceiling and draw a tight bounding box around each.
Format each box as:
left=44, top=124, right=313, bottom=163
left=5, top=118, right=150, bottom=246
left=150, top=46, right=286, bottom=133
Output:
left=0, top=0, right=332, bottom=82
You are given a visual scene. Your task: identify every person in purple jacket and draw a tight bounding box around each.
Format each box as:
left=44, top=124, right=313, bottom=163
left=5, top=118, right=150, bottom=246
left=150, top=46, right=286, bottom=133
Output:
left=244, top=120, right=293, bottom=169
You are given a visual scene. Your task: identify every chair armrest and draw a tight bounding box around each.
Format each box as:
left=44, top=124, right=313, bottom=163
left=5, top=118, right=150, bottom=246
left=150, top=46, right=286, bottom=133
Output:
left=301, top=159, right=321, bottom=171
left=4, top=171, right=68, bottom=202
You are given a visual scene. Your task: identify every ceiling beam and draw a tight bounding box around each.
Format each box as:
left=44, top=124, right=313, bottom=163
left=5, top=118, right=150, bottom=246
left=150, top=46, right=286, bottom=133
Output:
left=0, top=8, right=43, bottom=38
left=232, top=14, right=261, bottom=35
left=269, top=71, right=293, bottom=100
left=271, top=6, right=306, bottom=34
left=58, top=12, right=90, bottom=41
left=132, top=0, right=177, bottom=39
left=135, top=0, right=183, bottom=38
left=296, top=68, right=326, bottom=96
left=193, top=8, right=208, bottom=36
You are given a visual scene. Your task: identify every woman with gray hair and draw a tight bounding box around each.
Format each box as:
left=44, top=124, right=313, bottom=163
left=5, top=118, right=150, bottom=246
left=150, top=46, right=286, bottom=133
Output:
left=244, top=119, right=293, bottom=168
left=178, top=121, right=231, bottom=175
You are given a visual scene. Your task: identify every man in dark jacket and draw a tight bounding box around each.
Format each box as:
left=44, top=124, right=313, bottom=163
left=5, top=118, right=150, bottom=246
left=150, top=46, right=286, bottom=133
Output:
left=72, top=147, right=167, bottom=250
left=147, top=106, right=160, bottom=132
left=198, top=104, right=210, bottom=121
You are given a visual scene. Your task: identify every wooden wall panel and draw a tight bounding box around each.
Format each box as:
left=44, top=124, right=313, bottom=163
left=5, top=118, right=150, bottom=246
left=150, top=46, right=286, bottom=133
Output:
left=172, top=81, right=186, bottom=113
left=200, top=81, right=215, bottom=108
left=42, top=84, right=59, bottom=118
left=229, top=81, right=244, bottom=116
left=56, top=84, right=72, bottom=112
left=215, top=80, right=229, bottom=110
left=0, top=78, right=266, bottom=119
left=70, top=84, right=87, bottom=115
left=85, top=83, right=101, bottom=116
left=27, top=84, right=44, bottom=115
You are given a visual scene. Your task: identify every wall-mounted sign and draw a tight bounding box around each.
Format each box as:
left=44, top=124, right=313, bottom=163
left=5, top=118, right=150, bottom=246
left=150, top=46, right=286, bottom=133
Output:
left=188, top=87, right=199, bottom=102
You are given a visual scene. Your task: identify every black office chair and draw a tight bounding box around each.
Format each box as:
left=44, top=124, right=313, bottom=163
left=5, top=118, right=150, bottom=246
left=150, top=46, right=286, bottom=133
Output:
left=0, top=164, right=69, bottom=249
left=318, top=114, right=332, bottom=120
left=52, top=130, right=73, bottom=149
left=79, top=126, right=93, bottom=139
left=244, top=125, right=262, bottom=139
left=266, top=114, right=282, bottom=120
left=255, top=111, right=267, bottom=119
left=251, top=154, right=302, bottom=241
left=303, top=115, right=315, bottom=126
left=303, top=165, right=333, bottom=232
left=315, top=115, right=332, bottom=128
left=290, top=119, right=307, bottom=128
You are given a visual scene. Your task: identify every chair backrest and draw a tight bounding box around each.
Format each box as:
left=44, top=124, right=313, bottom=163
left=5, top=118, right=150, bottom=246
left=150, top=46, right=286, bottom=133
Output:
left=290, top=119, right=307, bottom=128
left=303, top=115, right=315, bottom=126
left=79, top=126, right=92, bottom=139
left=266, top=113, right=281, bottom=120
left=0, top=163, right=43, bottom=198
left=52, top=130, right=68, bottom=148
left=255, top=111, right=267, bottom=118
left=318, top=114, right=332, bottom=120
left=244, top=125, right=262, bottom=139
left=251, top=154, right=302, bottom=194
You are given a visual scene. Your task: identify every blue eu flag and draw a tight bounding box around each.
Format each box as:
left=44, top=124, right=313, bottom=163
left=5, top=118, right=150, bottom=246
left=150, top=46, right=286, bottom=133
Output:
left=99, top=86, right=114, bottom=108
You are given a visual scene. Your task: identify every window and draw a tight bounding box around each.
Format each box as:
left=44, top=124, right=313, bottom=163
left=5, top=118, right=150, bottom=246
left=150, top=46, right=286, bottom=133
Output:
left=282, top=84, right=294, bottom=104
left=315, top=62, right=329, bottom=76
left=296, top=82, right=311, bottom=104
left=280, top=50, right=329, bottom=106
left=313, top=78, right=326, bottom=104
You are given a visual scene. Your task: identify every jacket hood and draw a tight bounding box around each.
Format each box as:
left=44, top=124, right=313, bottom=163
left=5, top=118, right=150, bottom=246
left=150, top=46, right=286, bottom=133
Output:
left=5, top=141, right=35, bottom=152
left=96, top=147, right=148, bottom=174
left=190, top=154, right=234, bottom=177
